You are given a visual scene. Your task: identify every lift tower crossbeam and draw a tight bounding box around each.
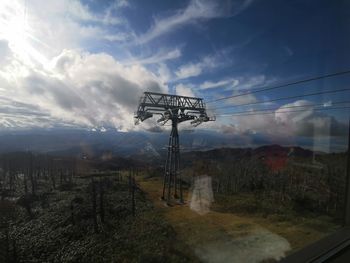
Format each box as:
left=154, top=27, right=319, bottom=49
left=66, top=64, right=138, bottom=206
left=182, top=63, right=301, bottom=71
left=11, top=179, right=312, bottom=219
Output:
left=135, top=92, right=215, bottom=205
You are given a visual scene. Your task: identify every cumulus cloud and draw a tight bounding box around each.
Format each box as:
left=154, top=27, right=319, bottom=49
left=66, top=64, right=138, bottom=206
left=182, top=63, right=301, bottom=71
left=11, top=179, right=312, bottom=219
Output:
left=275, top=100, right=348, bottom=137
left=0, top=0, right=173, bottom=131
left=224, top=100, right=348, bottom=139
left=1, top=0, right=346, bottom=147
left=0, top=49, right=167, bottom=131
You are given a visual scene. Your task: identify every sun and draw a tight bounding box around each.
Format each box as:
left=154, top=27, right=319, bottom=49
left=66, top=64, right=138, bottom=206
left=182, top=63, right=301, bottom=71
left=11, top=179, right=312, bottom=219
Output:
left=0, top=0, right=49, bottom=67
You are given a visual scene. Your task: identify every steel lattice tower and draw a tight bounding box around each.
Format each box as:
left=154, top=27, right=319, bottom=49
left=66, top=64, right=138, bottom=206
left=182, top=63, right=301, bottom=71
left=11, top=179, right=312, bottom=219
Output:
left=134, top=92, right=214, bottom=205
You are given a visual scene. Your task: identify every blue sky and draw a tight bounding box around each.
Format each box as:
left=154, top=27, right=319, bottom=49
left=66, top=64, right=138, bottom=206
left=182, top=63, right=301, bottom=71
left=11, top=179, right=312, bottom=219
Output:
left=0, top=0, right=349, bottom=151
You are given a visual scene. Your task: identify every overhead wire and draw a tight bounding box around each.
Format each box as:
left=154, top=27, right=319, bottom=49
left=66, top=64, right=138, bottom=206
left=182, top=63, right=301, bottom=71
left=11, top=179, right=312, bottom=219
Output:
left=205, top=69, right=350, bottom=104
left=217, top=105, right=350, bottom=117
left=214, top=100, right=350, bottom=116
left=208, top=88, right=350, bottom=111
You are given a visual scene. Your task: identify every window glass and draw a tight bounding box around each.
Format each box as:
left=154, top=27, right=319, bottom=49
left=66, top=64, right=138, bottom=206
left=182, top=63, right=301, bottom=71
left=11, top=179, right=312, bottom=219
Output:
left=0, top=0, right=349, bottom=262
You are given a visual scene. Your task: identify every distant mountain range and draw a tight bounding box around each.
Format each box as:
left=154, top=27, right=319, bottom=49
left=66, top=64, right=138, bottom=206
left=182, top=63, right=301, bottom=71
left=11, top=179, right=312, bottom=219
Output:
left=0, top=128, right=344, bottom=158
left=0, top=129, right=252, bottom=157
left=181, top=144, right=314, bottom=163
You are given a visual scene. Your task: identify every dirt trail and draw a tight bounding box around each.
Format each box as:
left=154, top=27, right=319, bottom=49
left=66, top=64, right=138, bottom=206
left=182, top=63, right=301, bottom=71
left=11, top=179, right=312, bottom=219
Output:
left=138, top=177, right=294, bottom=263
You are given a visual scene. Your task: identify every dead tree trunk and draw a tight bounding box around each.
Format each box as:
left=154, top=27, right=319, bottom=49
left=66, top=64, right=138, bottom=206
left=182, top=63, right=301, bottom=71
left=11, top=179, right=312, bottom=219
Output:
left=99, top=180, right=105, bottom=223
left=5, top=225, right=9, bottom=262
left=50, top=159, right=55, bottom=190
left=131, top=173, right=136, bottom=217
left=23, top=172, right=28, bottom=195
left=12, top=239, right=17, bottom=263
left=91, top=178, right=98, bottom=233
left=60, top=169, right=63, bottom=186
left=28, top=153, right=36, bottom=196
left=70, top=200, right=75, bottom=225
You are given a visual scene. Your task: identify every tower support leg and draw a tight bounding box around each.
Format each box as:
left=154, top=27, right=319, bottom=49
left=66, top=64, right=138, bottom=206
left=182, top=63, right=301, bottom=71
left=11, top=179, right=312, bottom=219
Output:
left=162, top=118, right=183, bottom=205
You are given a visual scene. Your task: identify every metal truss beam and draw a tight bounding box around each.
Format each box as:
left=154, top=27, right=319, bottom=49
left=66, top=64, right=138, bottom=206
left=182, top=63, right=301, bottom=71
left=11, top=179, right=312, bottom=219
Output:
left=138, top=92, right=205, bottom=111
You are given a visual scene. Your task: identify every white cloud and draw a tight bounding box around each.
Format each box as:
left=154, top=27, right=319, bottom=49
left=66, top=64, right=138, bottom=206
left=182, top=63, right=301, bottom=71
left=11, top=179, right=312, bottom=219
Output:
left=203, top=76, right=267, bottom=106
left=0, top=49, right=168, bottom=131
left=157, top=63, right=173, bottom=83
left=275, top=100, right=313, bottom=124
left=175, top=83, right=196, bottom=97
left=137, top=0, right=220, bottom=44
left=202, top=75, right=273, bottom=107
left=137, top=0, right=253, bottom=44
left=176, top=63, right=203, bottom=79
left=200, top=78, right=239, bottom=90
left=220, top=100, right=348, bottom=139
left=0, top=0, right=130, bottom=65
left=0, top=0, right=175, bottom=131
left=273, top=100, right=347, bottom=137
left=200, top=74, right=273, bottom=92
left=0, top=40, right=11, bottom=66
left=175, top=55, right=219, bottom=79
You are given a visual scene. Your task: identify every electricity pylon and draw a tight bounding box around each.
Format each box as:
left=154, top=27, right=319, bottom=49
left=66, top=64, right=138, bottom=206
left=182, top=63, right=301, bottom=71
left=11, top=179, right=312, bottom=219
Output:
left=134, top=92, right=215, bottom=205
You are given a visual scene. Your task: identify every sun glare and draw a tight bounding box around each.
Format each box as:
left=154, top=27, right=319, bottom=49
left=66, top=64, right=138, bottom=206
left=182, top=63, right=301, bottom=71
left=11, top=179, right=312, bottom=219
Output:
left=0, top=0, right=49, bottom=68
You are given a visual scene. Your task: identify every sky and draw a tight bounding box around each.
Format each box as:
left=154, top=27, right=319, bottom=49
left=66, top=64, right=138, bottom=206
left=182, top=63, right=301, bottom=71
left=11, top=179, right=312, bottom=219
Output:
left=0, top=0, right=349, bottom=151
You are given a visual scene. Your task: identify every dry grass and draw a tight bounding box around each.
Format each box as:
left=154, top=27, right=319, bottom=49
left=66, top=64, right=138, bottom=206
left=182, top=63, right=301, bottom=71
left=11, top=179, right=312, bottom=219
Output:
left=138, top=175, right=340, bottom=262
